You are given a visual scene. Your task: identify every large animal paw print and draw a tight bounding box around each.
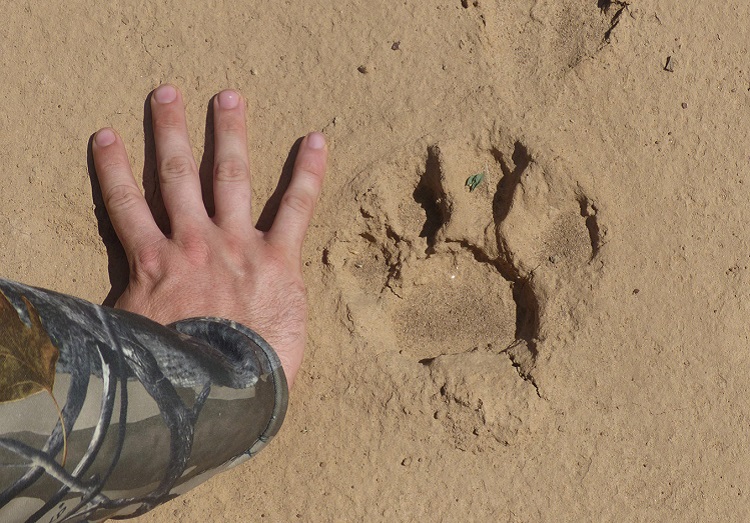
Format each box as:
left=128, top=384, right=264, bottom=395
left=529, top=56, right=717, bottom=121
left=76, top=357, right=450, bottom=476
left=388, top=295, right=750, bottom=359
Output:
left=324, top=133, right=605, bottom=448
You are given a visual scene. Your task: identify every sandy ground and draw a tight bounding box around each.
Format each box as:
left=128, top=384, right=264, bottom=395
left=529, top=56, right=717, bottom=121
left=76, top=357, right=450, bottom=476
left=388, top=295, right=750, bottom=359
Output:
left=2, top=0, right=750, bottom=520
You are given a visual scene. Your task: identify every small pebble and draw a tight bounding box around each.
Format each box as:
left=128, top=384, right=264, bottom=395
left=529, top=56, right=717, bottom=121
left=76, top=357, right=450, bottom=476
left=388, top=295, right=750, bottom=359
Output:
left=401, top=457, right=412, bottom=466
left=357, top=65, right=370, bottom=74
left=664, top=56, right=675, bottom=72
left=391, top=41, right=401, bottom=51
left=681, top=102, right=688, bottom=109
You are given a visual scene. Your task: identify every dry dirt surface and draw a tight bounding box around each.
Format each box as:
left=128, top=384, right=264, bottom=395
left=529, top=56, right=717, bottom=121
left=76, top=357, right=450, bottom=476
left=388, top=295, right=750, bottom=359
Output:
left=2, top=0, right=750, bottom=521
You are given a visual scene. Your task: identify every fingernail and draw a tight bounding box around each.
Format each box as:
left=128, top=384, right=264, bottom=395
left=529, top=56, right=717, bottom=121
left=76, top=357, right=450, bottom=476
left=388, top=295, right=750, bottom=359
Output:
left=218, top=90, right=240, bottom=109
left=307, top=132, right=326, bottom=149
left=95, top=128, right=116, bottom=147
left=154, top=84, right=177, bottom=104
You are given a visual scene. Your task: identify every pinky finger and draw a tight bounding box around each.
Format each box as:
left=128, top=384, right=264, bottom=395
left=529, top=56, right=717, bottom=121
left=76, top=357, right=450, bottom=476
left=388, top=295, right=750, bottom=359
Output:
left=265, top=132, right=327, bottom=260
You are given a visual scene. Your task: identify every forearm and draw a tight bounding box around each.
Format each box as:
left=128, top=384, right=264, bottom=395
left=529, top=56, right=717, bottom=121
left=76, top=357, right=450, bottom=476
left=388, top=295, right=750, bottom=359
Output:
left=0, top=278, right=287, bottom=522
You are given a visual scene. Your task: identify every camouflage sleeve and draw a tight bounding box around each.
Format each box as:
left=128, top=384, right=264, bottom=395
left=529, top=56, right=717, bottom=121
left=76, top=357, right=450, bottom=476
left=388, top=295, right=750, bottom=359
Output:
left=0, top=278, right=288, bottom=522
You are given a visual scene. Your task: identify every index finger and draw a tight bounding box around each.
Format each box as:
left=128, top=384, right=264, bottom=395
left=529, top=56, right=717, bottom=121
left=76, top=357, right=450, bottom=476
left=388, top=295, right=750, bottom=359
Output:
left=92, top=128, right=166, bottom=257
left=265, top=132, right=327, bottom=261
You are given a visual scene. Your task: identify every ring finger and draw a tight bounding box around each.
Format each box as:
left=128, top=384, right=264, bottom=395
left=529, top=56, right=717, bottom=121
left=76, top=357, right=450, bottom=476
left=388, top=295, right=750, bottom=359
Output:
left=150, top=84, right=208, bottom=230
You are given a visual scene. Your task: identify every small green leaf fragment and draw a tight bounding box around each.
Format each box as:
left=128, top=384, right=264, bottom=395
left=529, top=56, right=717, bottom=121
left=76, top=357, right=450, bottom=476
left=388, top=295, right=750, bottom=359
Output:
left=465, top=172, right=485, bottom=192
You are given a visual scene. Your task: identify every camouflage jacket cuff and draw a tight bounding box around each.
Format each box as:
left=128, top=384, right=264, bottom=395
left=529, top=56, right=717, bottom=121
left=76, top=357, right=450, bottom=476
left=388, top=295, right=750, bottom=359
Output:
left=0, top=278, right=288, bottom=522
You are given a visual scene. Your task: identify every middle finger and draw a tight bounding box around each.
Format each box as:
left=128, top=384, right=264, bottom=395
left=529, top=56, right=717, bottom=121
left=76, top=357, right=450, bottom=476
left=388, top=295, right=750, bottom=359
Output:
left=150, top=84, right=208, bottom=229
left=211, top=90, right=253, bottom=233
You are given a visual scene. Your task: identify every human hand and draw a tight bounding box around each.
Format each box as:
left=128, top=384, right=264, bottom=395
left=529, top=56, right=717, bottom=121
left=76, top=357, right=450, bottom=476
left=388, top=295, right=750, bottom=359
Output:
left=91, top=84, right=327, bottom=388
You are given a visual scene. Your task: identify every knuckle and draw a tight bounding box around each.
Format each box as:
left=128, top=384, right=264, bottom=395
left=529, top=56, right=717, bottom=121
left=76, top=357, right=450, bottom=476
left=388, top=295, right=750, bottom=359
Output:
left=99, top=158, right=126, bottom=174
left=215, top=117, right=246, bottom=135
left=214, top=159, right=249, bottom=184
left=178, top=233, right=212, bottom=265
left=152, top=111, right=184, bottom=131
left=159, top=155, right=195, bottom=182
left=296, top=162, right=325, bottom=182
left=104, top=184, right=142, bottom=213
left=281, top=191, right=314, bottom=217
left=132, top=241, right=164, bottom=280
